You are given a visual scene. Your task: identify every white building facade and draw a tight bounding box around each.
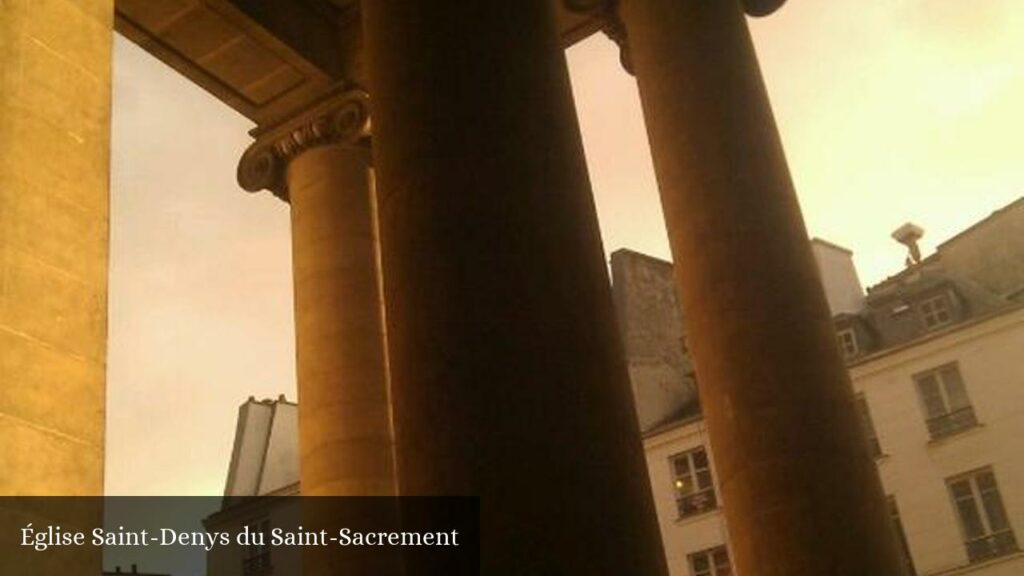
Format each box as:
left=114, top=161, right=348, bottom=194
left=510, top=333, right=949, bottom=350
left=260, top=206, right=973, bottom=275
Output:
left=633, top=199, right=1024, bottom=576
left=645, top=305, right=1024, bottom=576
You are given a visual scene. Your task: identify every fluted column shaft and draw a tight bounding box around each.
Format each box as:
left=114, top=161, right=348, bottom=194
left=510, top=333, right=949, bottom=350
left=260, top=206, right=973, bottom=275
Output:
left=362, top=1, right=667, bottom=573
left=616, top=0, right=906, bottom=574
left=238, top=91, right=395, bottom=498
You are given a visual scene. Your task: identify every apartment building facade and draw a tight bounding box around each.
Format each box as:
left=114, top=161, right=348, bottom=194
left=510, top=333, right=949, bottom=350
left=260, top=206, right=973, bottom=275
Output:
left=621, top=198, right=1024, bottom=576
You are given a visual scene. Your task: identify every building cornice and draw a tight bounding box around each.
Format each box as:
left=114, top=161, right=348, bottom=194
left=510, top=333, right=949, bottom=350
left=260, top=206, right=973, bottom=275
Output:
left=847, top=302, right=1024, bottom=376
left=643, top=302, right=1024, bottom=439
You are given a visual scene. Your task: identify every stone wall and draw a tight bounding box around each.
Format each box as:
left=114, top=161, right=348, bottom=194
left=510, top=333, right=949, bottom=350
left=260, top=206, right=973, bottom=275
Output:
left=610, top=249, right=697, bottom=432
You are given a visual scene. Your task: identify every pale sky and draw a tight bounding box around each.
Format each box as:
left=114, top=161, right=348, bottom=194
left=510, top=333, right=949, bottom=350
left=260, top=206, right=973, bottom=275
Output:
left=106, top=2, right=1024, bottom=495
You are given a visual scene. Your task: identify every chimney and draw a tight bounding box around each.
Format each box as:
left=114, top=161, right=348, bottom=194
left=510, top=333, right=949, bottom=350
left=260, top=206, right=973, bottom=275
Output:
left=810, top=239, right=865, bottom=315
left=892, top=223, right=925, bottom=266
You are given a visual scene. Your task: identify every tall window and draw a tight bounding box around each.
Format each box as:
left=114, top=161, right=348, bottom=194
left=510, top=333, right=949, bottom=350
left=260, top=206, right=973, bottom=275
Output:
left=948, top=468, right=1018, bottom=563
left=837, top=328, right=859, bottom=359
left=688, top=545, right=732, bottom=576
left=671, top=447, right=717, bottom=518
left=242, top=518, right=271, bottom=575
left=856, top=394, right=882, bottom=458
left=888, top=497, right=917, bottom=575
left=914, top=363, right=977, bottom=439
left=918, top=294, right=953, bottom=330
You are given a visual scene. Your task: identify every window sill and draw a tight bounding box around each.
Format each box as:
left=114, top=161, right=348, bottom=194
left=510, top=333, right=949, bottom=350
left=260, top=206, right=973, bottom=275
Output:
left=927, top=423, right=986, bottom=447
left=674, top=508, right=722, bottom=526
left=924, top=548, right=1024, bottom=575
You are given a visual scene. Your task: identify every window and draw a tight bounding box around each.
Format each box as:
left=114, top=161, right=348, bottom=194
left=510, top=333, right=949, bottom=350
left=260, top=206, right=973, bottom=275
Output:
left=948, top=468, right=1018, bottom=563
left=888, top=497, right=917, bottom=575
left=856, top=395, right=882, bottom=458
left=242, top=518, right=271, bottom=575
left=914, top=363, right=977, bottom=439
left=688, top=545, right=732, bottom=576
left=837, top=328, right=859, bottom=359
left=919, top=294, right=953, bottom=330
left=671, top=447, right=717, bottom=518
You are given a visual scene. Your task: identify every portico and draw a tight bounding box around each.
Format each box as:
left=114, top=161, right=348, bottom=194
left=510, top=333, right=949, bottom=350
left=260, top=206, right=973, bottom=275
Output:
left=0, top=0, right=906, bottom=574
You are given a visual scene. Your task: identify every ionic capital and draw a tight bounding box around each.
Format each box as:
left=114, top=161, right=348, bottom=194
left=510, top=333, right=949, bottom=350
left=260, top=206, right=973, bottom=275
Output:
left=237, top=89, right=371, bottom=201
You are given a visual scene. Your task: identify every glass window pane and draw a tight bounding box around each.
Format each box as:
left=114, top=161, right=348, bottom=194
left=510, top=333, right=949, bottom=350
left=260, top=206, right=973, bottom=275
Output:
left=956, top=498, right=986, bottom=539
left=675, top=448, right=717, bottom=517
left=950, top=480, right=973, bottom=499
left=674, top=455, right=691, bottom=476
left=976, top=471, right=996, bottom=491
left=982, top=490, right=1011, bottom=532
left=917, top=375, right=946, bottom=417
left=692, top=449, right=709, bottom=469
left=858, top=398, right=879, bottom=437
left=941, top=367, right=971, bottom=411
left=713, top=548, right=729, bottom=565
left=676, top=475, right=694, bottom=495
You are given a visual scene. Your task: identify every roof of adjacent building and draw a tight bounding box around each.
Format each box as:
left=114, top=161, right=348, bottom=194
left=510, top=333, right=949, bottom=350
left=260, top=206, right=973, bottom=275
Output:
left=623, top=195, right=1024, bottom=438
left=223, top=395, right=300, bottom=500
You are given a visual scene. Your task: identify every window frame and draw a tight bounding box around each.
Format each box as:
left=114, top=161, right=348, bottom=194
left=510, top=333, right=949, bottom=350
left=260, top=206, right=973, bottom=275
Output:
left=837, top=328, right=859, bottom=359
left=913, top=363, right=978, bottom=440
left=670, top=446, right=718, bottom=520
left=856, top=394, right=883, bottom=458
left=242, top=517, right=272, bottom=576
left=887, top=496, right=917, bottom=575
left=947, top=467, right=1019, bottom=563
left=688, top=545, right=732, bottom=576
left=918, top=293, right=954, bottom=330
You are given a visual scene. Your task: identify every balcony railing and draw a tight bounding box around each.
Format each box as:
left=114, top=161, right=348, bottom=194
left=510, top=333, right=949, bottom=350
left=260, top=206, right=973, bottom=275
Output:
left=966, top=530, right=1018, bottom=563
left=926, top=406, right=977, bottom=440
left=676, top=488, right=717, bottom=519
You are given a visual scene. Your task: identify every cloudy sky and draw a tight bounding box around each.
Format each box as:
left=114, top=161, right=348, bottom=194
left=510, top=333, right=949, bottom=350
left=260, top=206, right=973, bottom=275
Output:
left=106, top=1, right=1024, bottom=495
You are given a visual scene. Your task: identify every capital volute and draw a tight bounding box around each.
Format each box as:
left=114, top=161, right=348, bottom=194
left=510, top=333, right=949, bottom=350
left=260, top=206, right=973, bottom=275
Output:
left=237, top=88, right=371, bottom=201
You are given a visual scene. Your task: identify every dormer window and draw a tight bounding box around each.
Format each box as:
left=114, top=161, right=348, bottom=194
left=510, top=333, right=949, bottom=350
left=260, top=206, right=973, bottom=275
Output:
left=918, top=293, right=953, bottom=330
left=837, top=328, right=859, bottom=359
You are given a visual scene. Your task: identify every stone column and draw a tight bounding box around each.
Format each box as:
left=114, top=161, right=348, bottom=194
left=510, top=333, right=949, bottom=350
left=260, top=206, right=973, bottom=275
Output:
left=1, top=2, right=112, bottom=573
left=607, top=0, right=908, bottom=574
left=362, top=2, right=667, bottom=573
left=238, top=90, right=395, bottom=498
